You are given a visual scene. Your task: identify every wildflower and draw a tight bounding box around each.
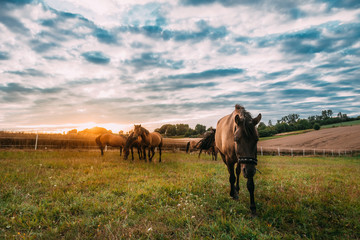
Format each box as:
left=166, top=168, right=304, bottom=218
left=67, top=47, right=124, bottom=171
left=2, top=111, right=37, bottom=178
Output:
left=147, top=227, right=152, bottom=232
left=191, top=216, right=195, bottom=219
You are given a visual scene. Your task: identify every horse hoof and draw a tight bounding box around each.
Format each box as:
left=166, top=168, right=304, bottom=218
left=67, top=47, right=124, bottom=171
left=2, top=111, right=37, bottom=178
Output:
left=230, top=192, right=239, bottom=200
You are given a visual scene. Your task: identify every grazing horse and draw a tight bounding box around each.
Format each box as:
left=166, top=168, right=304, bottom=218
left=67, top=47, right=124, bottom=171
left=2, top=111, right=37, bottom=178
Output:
left=123, top=132, right=145, bottom=160
left=186, top=140, right=200, bottom=153
left=214, top=104, right=261, bottom=215
left=195, top=128, right=218, bottom=161
left=95, top=133, right=127, bottom=156
left=133, top=125, right=163, bottom=162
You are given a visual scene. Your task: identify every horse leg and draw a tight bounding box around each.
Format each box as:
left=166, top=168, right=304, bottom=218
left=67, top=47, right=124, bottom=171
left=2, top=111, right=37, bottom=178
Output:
left=227, top=163, right=238, bottom=199
left=140, top=147, right=143, bottom=159
left=100, top=145, right=104, bottom=156
left=247, top=177, right=256, bottom=215
left=244, top=165, right=257, bottom=215
left=236, top=163, right=241, bottom=192
left=137, top=147, right=141, bottom=160
left=120, top=147, right=122, bottom=156
left=198, top=149, right=203, bottom=159
left=158, top=146, right=162, bottom=162
left=131, top=147, right=134, bottom=161
left=148, top=148, right=152, bottom=162
left=143, top=147, right=147, bottom=161
left=149, top=147, right=155, bottom=161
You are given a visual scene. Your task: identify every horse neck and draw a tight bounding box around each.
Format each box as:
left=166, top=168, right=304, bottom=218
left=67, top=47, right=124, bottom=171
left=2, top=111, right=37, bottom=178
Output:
left=140, top=130, right=150, bottom=145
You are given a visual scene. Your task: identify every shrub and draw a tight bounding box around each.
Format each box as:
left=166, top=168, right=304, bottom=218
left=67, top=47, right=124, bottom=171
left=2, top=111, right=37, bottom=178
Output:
left=313, top=123, right=321, bottom=130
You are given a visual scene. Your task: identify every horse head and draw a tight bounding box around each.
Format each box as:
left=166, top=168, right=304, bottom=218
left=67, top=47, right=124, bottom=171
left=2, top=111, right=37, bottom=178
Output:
left=233, top=106, right=261, bottom=176
left=133, top=124, right=149, bottom=140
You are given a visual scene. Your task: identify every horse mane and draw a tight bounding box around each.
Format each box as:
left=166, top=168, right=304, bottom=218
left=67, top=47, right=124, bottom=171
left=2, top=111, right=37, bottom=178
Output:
left=234, top=104, right=256, bottom=138
left=141, top=126, right=150, bottom=136
left=125, top=132, right=135, bottom=149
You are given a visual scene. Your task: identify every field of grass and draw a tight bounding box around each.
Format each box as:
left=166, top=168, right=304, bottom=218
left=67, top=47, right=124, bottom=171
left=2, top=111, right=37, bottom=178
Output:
left=321, top=119, right=360, bottom=129
left=1, top=151, right=359, bottom=239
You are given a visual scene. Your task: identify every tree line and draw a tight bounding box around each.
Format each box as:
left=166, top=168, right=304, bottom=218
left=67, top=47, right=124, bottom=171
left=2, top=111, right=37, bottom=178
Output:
left=154, top=123, right=208, bottom=137
left=66, top=109, right=358, bottom=138
left=258, top=110, right=358, bottom=137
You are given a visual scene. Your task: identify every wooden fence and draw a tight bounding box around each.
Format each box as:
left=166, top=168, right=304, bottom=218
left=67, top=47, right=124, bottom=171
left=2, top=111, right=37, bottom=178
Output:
left=1, top=135, right=359, bottom=157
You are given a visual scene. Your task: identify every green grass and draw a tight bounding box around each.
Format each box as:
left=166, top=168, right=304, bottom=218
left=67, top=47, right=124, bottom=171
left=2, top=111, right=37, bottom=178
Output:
left=1, top=151, right=359, bottom=239
left=321, top=119, right=360, bottom=129
left=260, top=129, right=313, bottom=141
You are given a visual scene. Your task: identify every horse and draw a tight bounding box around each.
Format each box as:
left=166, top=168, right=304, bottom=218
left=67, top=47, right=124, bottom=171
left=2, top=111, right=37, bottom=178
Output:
left=186, top=140, right=200, bottom=153
left=95, top=133, right=127, bottom=156
left=195, top=128, right=218, bottom=161
left=123, top=132, right=145, bottom=160
left=212, top=104, right=261, bottom=215
left=133, top=124, right=163, bottom=162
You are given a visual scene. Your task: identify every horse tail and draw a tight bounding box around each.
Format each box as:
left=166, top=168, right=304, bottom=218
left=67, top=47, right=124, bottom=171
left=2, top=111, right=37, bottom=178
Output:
left=186, top=141, right=190, bottom=153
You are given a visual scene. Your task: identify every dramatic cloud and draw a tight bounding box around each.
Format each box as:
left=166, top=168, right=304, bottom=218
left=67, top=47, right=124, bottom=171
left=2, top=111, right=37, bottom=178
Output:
left=0, top=0, right=359, bottom=132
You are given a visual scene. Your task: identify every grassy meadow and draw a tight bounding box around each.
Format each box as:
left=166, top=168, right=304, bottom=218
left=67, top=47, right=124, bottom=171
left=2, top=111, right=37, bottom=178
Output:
left=0, top=151, right=359, bottom=239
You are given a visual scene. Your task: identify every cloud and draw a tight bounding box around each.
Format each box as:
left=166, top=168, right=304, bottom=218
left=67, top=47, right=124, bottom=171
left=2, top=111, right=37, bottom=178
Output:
left=93, top=28, right=118, bottom=44
left=0, top=0, right=359, bottom=131
left=166, top=68, right=244, bottom=80
left=5, top=69, right=48, bottom=77
left=81, top=51, right=110, bottom=64
left=126, top=52, right=184, bottom=70
left=0, top=51, right=10, bottom=60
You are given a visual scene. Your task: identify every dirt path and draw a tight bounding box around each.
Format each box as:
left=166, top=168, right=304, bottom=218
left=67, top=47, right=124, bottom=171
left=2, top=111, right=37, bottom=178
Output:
left=258, top=125, right=360, bottom=150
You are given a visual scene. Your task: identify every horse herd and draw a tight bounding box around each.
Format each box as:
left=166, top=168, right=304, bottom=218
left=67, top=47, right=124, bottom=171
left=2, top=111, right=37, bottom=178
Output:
left=95, top=124, right=163, bottom=162
left=96, top=104, right=261, bottom=215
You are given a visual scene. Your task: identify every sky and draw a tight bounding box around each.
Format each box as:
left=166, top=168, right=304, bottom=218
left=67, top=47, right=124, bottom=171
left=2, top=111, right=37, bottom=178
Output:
left=0, top=0, right=359, bottom=133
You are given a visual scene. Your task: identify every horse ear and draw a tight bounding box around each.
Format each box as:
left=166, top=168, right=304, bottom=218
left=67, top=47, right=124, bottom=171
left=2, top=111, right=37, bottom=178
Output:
left=252, top=113, right=262, bottom=126
left=235, top=115, right=243, bottom=126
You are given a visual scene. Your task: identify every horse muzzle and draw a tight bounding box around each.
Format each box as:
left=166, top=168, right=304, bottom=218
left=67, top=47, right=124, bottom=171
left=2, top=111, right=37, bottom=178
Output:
left=237, top=157, right=258, bottom=165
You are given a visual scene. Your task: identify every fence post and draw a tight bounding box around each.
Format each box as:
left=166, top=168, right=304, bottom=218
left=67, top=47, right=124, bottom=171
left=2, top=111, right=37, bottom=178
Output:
left=261, top=147, right=263, bottom=156
left=291, top=148, right=293, bottom=157
left=278, top=148, right=280, bottom=156
left=313, top=149, right=316, bottom=155
left=338, top=150, right=340, bottom=156
left=35, top=134, right=38, bottom=150
left=303, top=149, right=305, bottom=156
left=323, top=149, right=325, bottom=156
left=332, top=150, right=334, bottom=156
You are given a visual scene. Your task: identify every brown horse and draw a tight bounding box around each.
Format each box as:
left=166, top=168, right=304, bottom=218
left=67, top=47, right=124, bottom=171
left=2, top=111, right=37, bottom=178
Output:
left=195, top=128, right=218, bottom=160
left=186, top=140, right=200, bottom=153
left=214, top=104, right=261, bottom=215
left=95, top=133, right=127, bottom=156
left=123, top=132, right=145, bottom=160
left=133, top=125, right=163, bottom=162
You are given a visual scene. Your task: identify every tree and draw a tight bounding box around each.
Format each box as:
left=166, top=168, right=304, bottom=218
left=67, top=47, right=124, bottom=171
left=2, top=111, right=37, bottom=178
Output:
left=165, top=125, right=177, bottom=136
left=258, top=122, right=267, bottom=130
left=67, top=129, right=77, bottom=134
left=176, top=124, right=189, bottom=136
left=195, top=124, right=206, bottom=135
left=157, top=124, right=173, bottom=134
left=281, top=114, right=299, bottom=124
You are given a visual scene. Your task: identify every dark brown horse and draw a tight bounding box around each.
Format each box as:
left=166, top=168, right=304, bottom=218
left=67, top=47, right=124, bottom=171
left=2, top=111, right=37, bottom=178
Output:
left=186, top=139, right=200, bottom=153
left=133, top=125, right=163, bottom=162
left=123, top=132, right=145, bottom=160
left=95, top=133, right=127, bottom=156
left=195, top=128, right=218, bottom=161
left=214, top=104, right=261, bottom=215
